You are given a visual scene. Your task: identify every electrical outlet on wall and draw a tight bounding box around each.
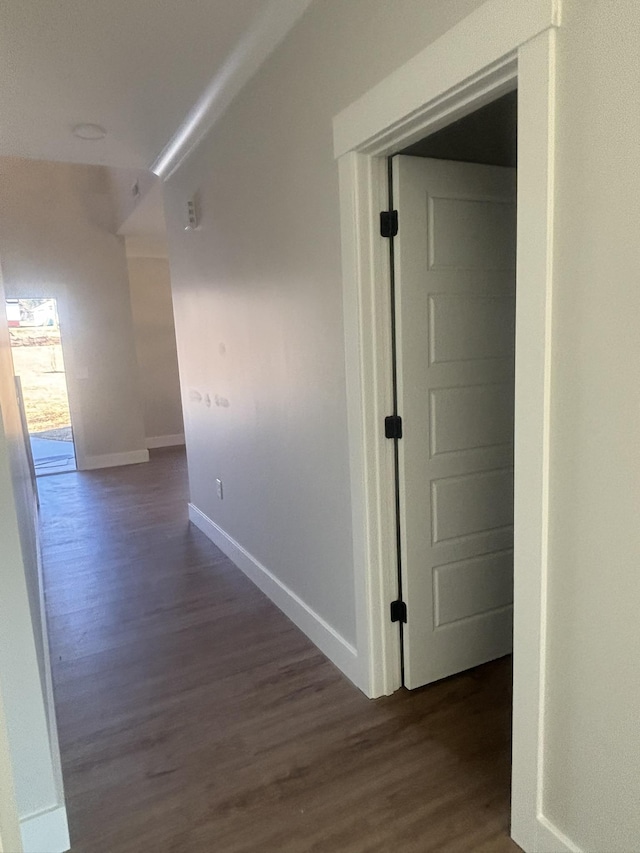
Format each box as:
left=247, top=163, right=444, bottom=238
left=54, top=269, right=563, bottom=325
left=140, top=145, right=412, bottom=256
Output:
left=216, top=479, right=223, bottom=500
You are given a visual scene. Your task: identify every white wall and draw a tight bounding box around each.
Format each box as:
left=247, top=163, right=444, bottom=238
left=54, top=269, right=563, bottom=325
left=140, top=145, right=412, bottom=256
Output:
left=0, top=157, right=148, bottom=470
left=0, top=672, right=22, bottom=853
left=164, top=0, right=484, bottom=657
left=164, top=0, right=640, bottom=849
left=0, top=261, right=66, bottom=843
left=543, top=1, right=640, bottom=849
left=107, top=167, right=157, bottom=233
left=126, top=255, right=184, bottom=446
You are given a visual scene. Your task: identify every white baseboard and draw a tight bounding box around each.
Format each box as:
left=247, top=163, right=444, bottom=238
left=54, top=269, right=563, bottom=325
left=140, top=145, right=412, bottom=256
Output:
left=21, top=806, right=69, bottom=853
left=535, top=815, right=583, bottom=853
left=80, top=449, right=149, bottom=471
left=188, top=503, right=361, bottom=688
left=146, top=433, right=185, bottom=449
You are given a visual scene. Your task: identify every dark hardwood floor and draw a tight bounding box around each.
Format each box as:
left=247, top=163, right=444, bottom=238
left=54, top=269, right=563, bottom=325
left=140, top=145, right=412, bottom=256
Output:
left=39, top=448, right=519, bottom=852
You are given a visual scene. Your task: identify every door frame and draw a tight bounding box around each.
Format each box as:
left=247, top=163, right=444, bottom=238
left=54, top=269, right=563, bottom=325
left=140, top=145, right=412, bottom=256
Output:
left=334, top=0, right=564, bottom=850
left=6, top=293, right=87, bottom=472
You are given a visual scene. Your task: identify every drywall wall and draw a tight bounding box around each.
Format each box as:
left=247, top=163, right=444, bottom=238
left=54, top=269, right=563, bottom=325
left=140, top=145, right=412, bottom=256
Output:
left=164, top=0, right=640, bottom=846
left=163, top=0, right=485, bottom=657
left=107, top=167, right=157, bottom=233
left=0, top=673, right=22, bottom=853
left=543, top=1, right=640, bottom=850
left=0, top=262, right=66, bottom=836
left=126, top=255, right=184, bottom=446
left=0, top=157, right=148, bottom=470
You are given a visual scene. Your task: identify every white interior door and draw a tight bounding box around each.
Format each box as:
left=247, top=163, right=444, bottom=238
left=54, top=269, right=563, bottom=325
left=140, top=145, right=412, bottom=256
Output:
left=393, top=155, right=517, bottom=690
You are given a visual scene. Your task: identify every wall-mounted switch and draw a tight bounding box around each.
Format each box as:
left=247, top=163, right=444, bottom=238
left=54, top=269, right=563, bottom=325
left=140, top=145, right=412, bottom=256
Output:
left=216, top=479, right=223, bottom=500
left=184, top=195, right=200, bottom=230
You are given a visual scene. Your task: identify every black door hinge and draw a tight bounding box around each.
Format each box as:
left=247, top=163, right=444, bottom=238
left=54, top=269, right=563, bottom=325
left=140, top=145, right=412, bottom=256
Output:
left=390, top=599, right=407, bottom=623
left=380, top=210, right=398, bottom=238
left=384, top=414, right=403, bottom=440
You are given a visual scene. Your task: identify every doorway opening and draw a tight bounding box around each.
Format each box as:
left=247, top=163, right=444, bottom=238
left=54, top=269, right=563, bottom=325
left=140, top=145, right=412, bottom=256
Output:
left=391, top=90, right=517, bottom=690
left=367, top=89, right=518, bottom=838
left=335, top=12, right=557, bottom=845
left=6, top=298, right=77, bottom=475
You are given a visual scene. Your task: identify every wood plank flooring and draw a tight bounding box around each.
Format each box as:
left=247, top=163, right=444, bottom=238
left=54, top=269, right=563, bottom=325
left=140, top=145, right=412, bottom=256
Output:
left=39, top=448, right=520, bottom=852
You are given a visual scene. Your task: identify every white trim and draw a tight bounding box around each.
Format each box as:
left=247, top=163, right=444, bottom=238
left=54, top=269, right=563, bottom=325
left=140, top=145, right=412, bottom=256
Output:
left=152, top=0, right=313, bottom=178
left=333, top=0, right=560, bottom=158
left=188, top=503, right=362, bottom=690
left=535, top=816, right=583, bottom=853
left=46, top=299, right=86, bottom=473
left=80, top=449, right=149, bottom=471
left=146, top=433, right=185, bottom=449
left=511, top=29, right=557, bottom=853
left=338, top=152, right=401, bottom=699
left=333, top=1, right=559, bottom=850
left=20, top=806, right=69, bottom=853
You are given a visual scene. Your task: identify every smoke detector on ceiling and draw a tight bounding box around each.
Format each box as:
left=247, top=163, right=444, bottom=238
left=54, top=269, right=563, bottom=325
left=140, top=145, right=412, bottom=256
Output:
left=72, top=123, right=107, bottom=141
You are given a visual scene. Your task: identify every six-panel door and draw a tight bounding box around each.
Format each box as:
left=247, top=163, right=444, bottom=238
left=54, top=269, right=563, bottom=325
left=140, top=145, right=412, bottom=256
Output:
left=393, top=155, right=517, bottom=690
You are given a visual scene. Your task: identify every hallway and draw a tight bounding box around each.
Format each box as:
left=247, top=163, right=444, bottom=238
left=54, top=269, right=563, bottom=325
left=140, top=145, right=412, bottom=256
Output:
left=40, top=448, right=518, bottom=852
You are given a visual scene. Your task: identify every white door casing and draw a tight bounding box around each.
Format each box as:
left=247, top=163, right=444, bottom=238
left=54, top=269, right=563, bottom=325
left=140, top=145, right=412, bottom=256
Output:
left=394, top=156, right=516, bottom=690
left=334, top=0, right=562, bottom=850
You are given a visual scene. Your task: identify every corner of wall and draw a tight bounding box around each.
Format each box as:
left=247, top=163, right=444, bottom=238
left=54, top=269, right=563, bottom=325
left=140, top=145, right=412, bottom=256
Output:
left=187, top=503, right=363, bottom=692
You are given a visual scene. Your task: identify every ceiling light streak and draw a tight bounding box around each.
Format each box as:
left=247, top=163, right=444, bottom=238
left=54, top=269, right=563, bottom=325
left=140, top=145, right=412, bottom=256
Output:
left=151, top=0, right=313, bottom=180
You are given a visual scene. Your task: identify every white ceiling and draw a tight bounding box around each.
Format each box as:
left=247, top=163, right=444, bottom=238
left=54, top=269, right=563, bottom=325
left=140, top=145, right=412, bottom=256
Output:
left=0, top=0, right=310, bottom=171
